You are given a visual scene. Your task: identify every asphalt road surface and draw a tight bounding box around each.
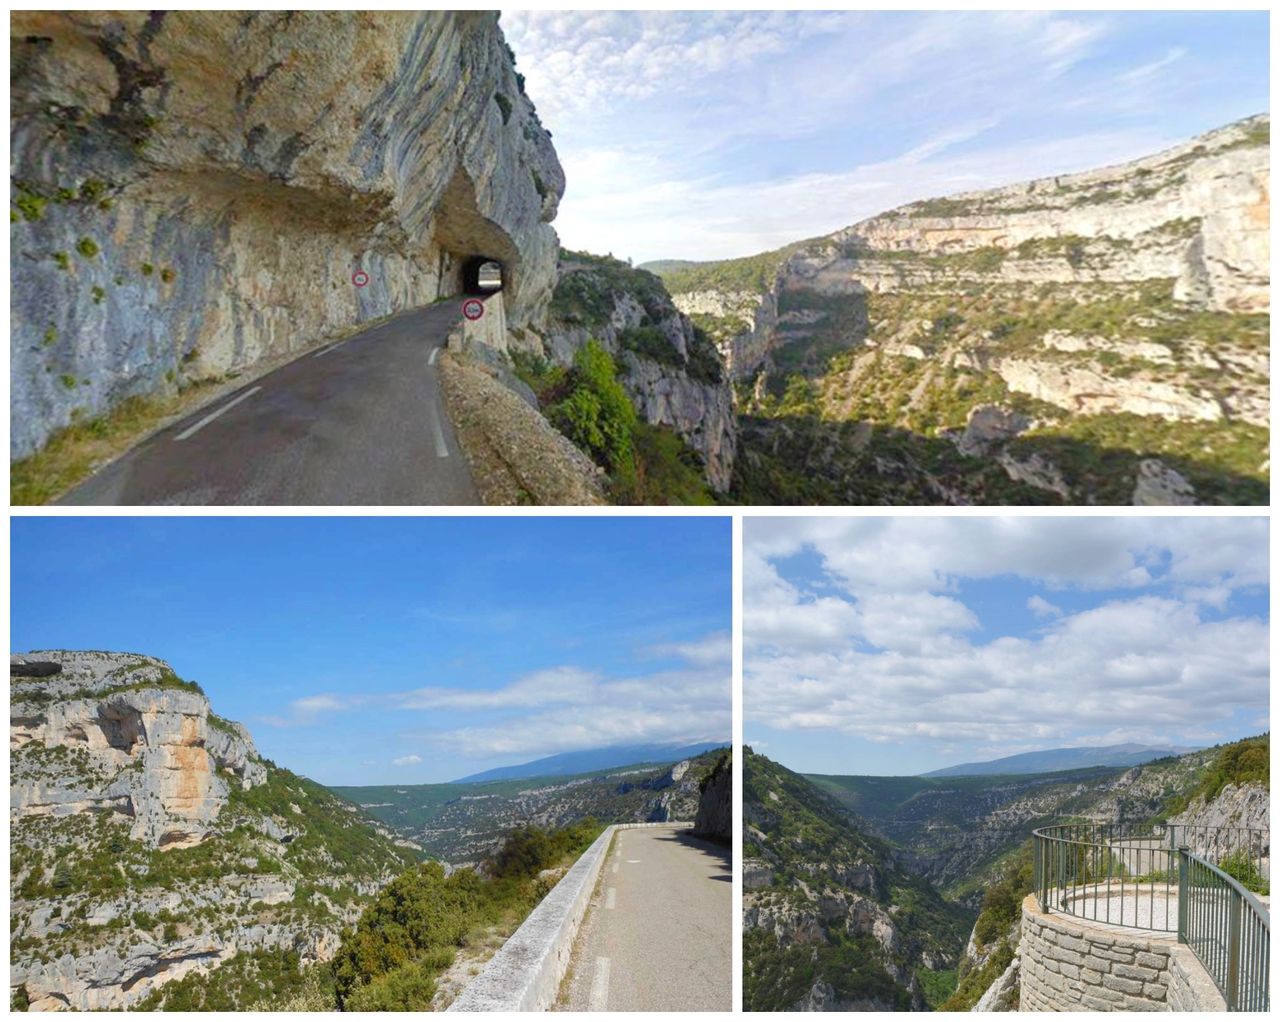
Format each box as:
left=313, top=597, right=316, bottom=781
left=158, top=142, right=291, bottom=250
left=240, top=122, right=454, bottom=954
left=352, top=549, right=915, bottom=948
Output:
left=560, top=825, right=732, bottom=1011
left=60, top=303, right=478, bottom=505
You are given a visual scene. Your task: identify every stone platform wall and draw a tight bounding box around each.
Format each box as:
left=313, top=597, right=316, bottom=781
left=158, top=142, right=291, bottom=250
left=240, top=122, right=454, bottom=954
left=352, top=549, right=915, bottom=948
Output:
left=1020, top=894, right=1225, bottom=1012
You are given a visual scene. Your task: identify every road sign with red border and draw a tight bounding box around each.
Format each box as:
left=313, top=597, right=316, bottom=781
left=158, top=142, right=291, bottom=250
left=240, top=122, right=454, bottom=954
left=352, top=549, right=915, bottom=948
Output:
left=351, top=270, right=370, bottom=288
left=462, top=298, right=485, bottom=321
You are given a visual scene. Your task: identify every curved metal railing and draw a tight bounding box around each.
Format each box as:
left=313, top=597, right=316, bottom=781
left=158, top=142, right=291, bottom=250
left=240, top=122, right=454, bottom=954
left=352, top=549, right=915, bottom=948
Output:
left=1033, top=821, right=1269, bottom=1010
left=1179, top=851, right=1269, bottom=1011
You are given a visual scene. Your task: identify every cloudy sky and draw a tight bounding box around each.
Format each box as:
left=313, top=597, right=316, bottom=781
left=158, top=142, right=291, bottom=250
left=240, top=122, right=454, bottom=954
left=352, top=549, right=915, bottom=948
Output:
left=503, top=10, right=1269, bottom=263
left=745, top=517, right=1269, bottom=775
left=11, top=517, right=731, bottom=785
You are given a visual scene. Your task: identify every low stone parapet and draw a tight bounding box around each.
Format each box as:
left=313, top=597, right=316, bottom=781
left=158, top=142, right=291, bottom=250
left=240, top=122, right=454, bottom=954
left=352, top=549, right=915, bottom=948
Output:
left=1020, top=893, right=1225, bottom=1012
left=447, top=822, right=690, bottom=1012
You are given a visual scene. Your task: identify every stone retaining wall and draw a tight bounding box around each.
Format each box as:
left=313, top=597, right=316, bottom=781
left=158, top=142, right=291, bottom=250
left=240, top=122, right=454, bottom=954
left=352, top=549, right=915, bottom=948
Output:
left=1020, top=894, right=1225, bottom=1012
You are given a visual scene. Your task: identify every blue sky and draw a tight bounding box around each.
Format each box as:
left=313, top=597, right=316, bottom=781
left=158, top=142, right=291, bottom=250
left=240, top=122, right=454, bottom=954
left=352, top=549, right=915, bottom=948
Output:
left=745, top=517, right=1269, bottom=776
left=11, top=517, right=731, bottom=785
left=503, top=10, right=1269, bottom=263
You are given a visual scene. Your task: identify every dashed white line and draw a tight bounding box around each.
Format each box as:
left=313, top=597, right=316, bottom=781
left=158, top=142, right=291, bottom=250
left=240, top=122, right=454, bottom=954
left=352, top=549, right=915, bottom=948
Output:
left=605, top=887, right=616, bottom=910
left=611, top=862, right=619, bottom=874
left=312, top=340, right=346, bottom=358
left=589, top=957, right=611, bottom=1011
left=174, top=386, right=262, bottom=441
left=426, top=403, right=449, bottom=458
left=428, top=346, right=441, bottom=365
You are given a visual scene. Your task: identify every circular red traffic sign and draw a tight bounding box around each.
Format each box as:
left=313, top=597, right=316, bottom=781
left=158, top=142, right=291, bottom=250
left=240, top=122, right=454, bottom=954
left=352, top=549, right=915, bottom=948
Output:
left=351, top=270, right=370, bottom=288
left=462, top=298, right=485, bottom=321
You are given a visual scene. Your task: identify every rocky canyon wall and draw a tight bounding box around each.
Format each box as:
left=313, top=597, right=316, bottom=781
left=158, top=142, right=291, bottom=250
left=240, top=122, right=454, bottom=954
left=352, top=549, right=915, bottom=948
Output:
left=10, top=11, right=564, bottom=459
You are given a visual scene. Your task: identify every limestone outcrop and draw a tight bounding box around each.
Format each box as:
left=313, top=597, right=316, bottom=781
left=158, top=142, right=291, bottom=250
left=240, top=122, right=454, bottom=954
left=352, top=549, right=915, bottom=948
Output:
left=10, top=649, right=416, bottom=1011
left=539, top=252, right=737, bottom=491
left=11, top=651, right=265, bottom=848
left=11, top=12, right=564, bottom=459
left=692, top=753, right=730, bottom=843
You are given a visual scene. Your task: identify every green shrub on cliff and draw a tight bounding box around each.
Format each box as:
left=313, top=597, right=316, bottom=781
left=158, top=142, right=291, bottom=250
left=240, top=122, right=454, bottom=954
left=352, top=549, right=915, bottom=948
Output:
left=548, top=339, right=637, bottom=482
left=332, top=819, right=602, bottom=1010
left=1163, top=733, right=1269, bottom=816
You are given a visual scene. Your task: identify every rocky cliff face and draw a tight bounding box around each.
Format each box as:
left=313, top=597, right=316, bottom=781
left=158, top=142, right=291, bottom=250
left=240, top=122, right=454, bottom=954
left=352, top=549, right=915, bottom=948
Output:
left=534, top=251, right=737, bottom=491
left=693, top=752, right=731, bottom=842
left=11, top=12, right=563, bottom=459
left=11, top=651, right=266, bottom=849
left=658, top=115, right=1269, bottom=505
left=10, top=650, right=417, bottom=1011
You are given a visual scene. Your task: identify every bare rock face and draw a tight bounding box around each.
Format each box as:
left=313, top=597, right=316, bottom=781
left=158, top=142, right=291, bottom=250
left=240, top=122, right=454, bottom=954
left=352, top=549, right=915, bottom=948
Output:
left=1132, top=458, right=1197, bottom=506
left=541, top=254, right=737, bottom=491
left=11, top=651, right=265, bottom=848
left=10, top=650, right=415, bottom=1011
left=11, top=12, right=564, bottom=459
left=1171, top=781, right=1270, bottom=837
left=692, top=753, right=730, bottom=842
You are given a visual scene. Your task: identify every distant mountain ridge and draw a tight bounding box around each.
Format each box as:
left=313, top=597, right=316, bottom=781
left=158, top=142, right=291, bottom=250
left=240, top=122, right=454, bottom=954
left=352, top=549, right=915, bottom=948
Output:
left=451, top=739, right=728, bottom=783
left=922, top=743, right=1198, bottom=777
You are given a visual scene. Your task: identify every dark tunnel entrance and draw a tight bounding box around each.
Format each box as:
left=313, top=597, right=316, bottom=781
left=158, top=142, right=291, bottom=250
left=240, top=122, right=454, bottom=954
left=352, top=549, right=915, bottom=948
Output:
left=462, top=257, right=504, bottom=295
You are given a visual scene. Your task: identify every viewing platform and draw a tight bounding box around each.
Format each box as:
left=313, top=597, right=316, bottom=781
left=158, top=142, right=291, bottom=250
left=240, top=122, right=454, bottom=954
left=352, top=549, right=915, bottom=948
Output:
left=1024, top=822, right=1269, bottom=1012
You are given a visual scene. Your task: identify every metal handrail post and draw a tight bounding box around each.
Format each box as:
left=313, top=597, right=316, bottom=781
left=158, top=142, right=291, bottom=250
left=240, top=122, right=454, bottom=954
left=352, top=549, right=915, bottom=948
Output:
left=1177, top=846, right=1189, bottom=944
left=1226, top=886, right=1242, bottom=1010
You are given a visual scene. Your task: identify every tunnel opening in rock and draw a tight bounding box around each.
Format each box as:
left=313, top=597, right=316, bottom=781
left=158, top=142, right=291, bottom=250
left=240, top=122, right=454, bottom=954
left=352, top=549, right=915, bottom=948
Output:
left=462, top=257, right=504, bottom=294
left=433, top=167, right=520, bottom=301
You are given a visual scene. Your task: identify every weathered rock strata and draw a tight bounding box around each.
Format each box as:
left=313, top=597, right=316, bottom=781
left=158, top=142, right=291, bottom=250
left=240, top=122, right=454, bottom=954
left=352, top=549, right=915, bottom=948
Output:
left=11, top=651, right=265, bottom=848
left=10, top=649, right=413, bottom=1011
left=11, top=11, right=563, bottom=459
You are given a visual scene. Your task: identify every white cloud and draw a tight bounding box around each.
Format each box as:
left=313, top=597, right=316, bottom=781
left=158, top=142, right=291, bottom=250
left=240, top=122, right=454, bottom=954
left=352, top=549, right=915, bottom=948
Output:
left=259, top=692, right=356, bottom=728
left=745, top=518, right=1269, bottom=750
left=392, top=754, right=422, bottom=767
left=647, top=631, right=731, bottom=666
left=402, top=631, right=730, bottom=760
left=1028, top=595, right=1063, bottom=618
left=498, top=10, right=1210, bottom=262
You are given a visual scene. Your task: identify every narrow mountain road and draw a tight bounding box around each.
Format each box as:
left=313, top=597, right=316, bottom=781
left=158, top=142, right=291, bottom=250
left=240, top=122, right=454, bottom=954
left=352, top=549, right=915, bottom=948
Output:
left=59, top=303, right=478, bottom=505
left=559, top=825, right=732, bottom=1011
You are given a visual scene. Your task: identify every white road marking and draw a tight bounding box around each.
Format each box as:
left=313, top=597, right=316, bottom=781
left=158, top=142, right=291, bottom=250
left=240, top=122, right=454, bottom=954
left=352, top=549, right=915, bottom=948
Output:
left=589, top=957, right=611, bottom=1011
left=426, top=404, right=449, bottom=458
left=605, top=887, right=616, bottom=910
left=611, top=862, right=618, bottom=874
left=174, top=386, right=262, bottom=441
left=312, top=340, right=346, bottom=358
left=428, top=346, right=440, bottom=365
left=626, top=859, right=641, bottom=863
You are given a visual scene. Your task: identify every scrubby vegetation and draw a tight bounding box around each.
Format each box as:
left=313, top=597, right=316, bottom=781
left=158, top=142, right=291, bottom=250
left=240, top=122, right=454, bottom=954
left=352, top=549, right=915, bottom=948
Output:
left=1163, top=733, right=1269, bottom=816
left=516, top=342, right=716, bottom=505
left=743, top=749, right=972, bottom=1011
left=657, top=238, right=824, bottom=297
left=332, top=818, right=602, bottom=1010
left=736, top=278, right=1268, bottom=505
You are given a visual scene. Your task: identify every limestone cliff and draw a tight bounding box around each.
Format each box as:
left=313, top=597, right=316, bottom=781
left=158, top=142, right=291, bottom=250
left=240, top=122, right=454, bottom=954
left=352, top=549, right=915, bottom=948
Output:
left=693, top=751, right=731, bottom=843
left=10, top=650, right=417, bottom=1011
left=657, top=115, right=1269, bottom=505
left=533, top=251, right=737, bottom=491
left=11, top=651, right=265, bottom=848
left=11, top=11, right=564, bottom=459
